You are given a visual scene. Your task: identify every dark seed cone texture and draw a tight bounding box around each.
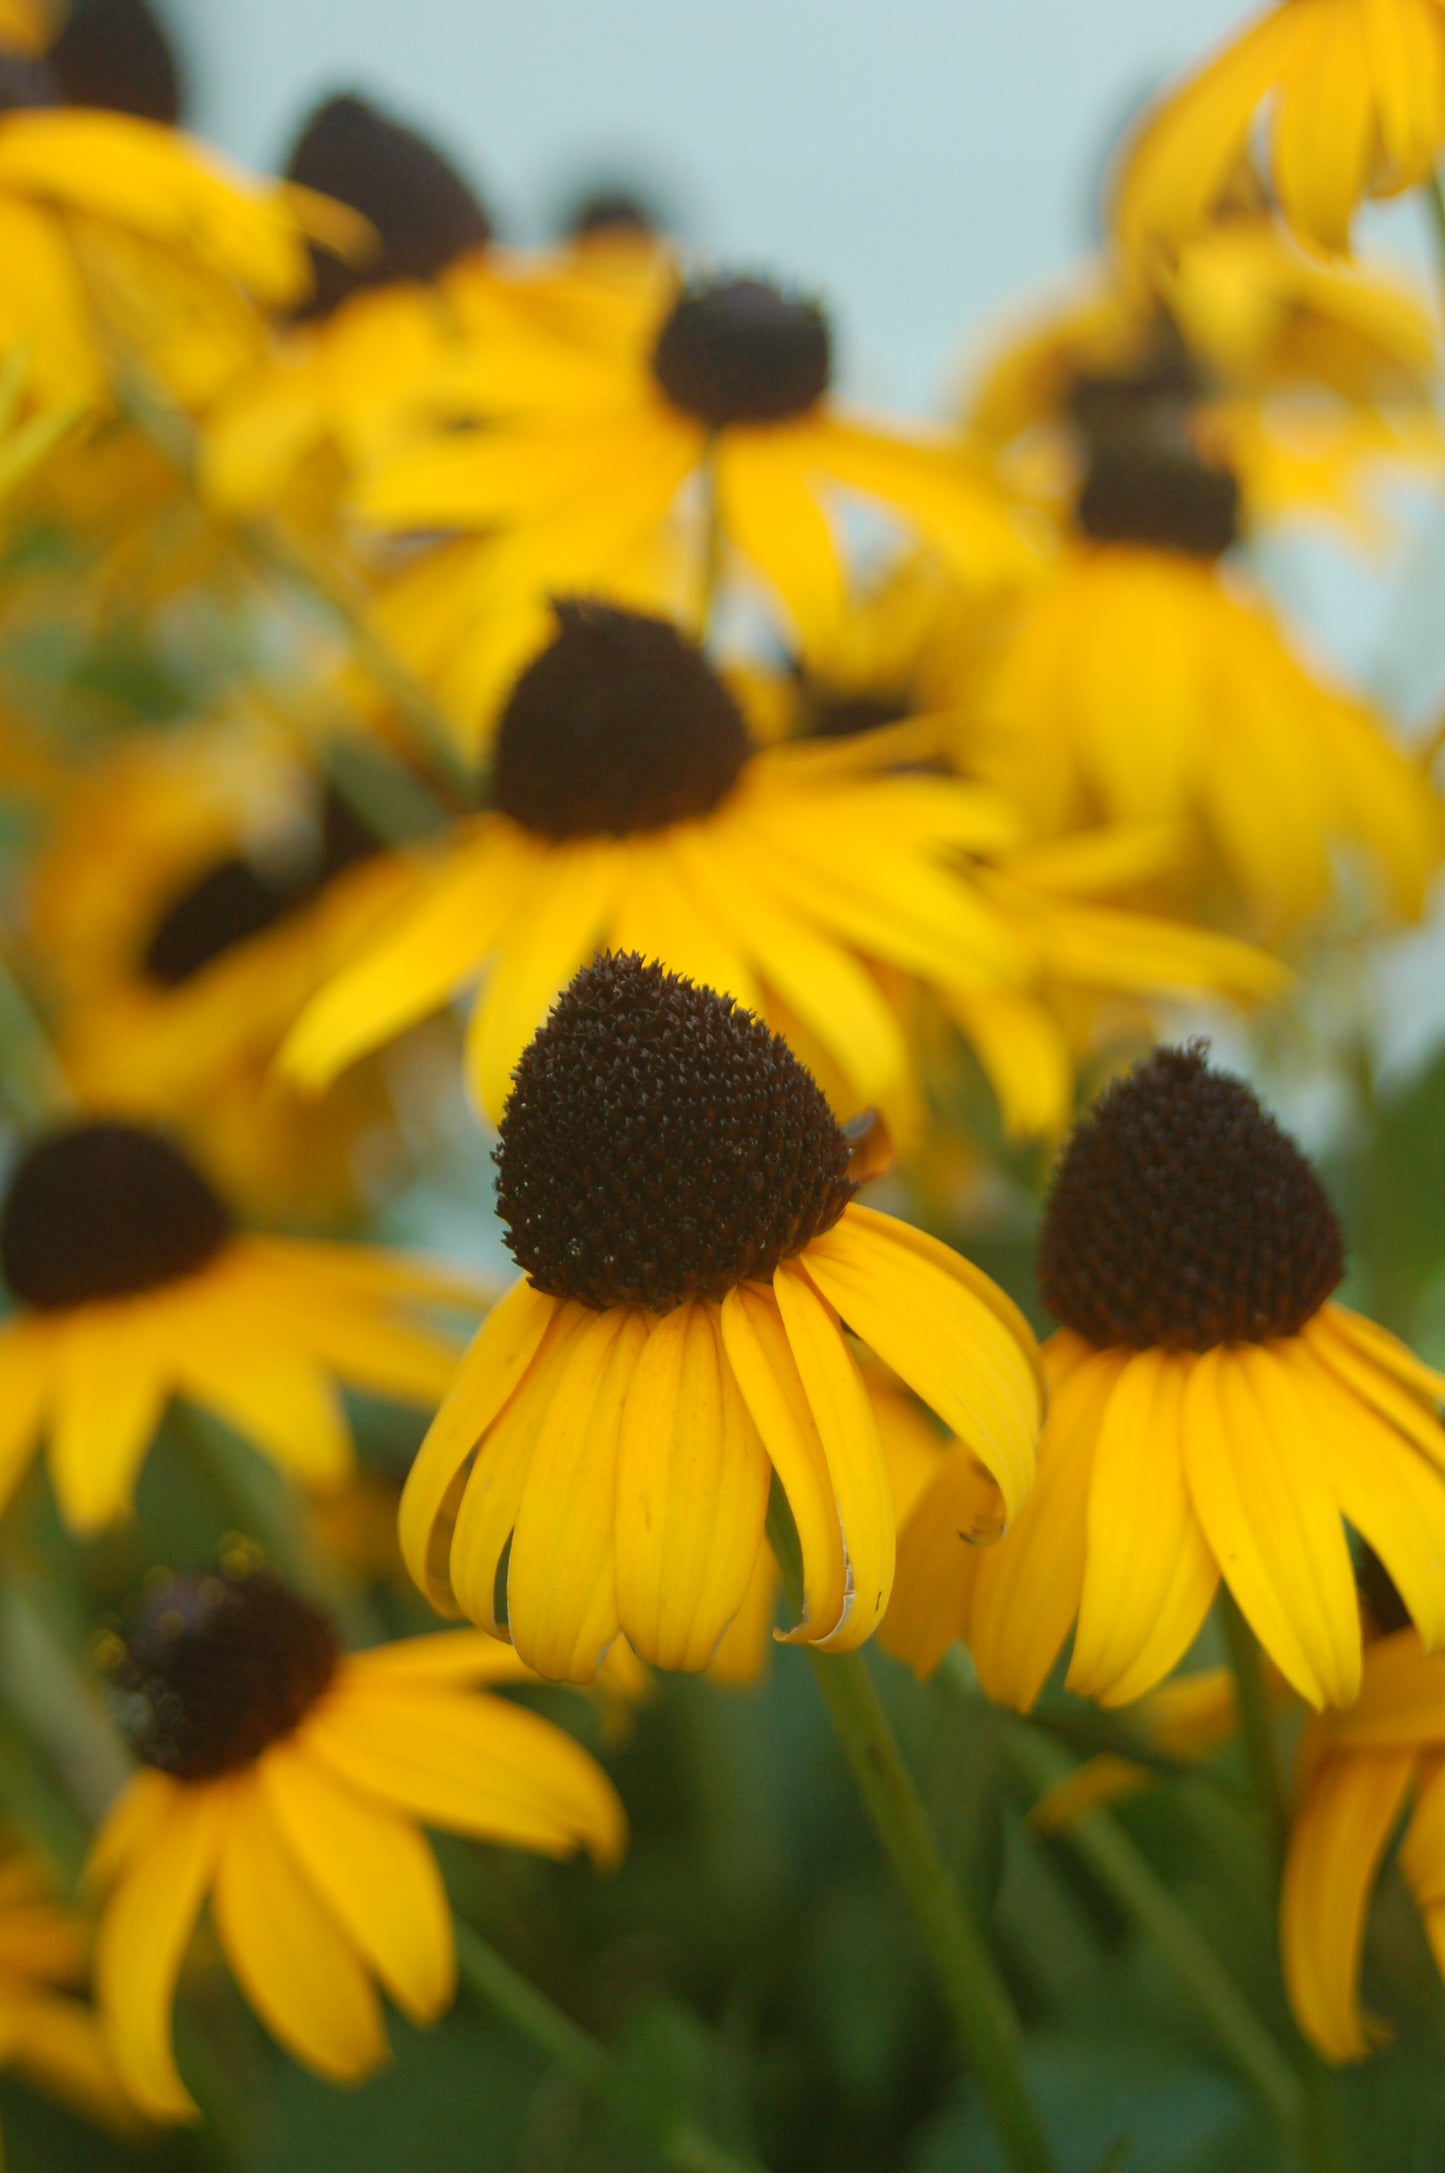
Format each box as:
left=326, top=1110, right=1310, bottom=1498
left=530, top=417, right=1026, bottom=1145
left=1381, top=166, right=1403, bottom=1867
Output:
left=1039, top=1044, right=1344, bottom=1351
left=108, top=1568, right=339, bottom=1781
left=495, top=952, right=856, bottom=1313
left=1075, top=439, right=1241, bottom=559
left=1, top=1121, right=232, bottom=1311
left=651, top=275, right=832, bottom=428
left=49, top=0, right=183, bottom=124
left=491, top=599, right=751, bottom=840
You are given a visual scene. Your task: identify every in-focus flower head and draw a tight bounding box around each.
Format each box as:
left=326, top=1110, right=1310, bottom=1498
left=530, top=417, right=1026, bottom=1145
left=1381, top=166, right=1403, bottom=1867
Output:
left=284, top=90, right=493, bottom=319
left=0, top=1115, right=481, bottom=1532
left=48, top=0, right=183, bottom=125
left=91, top=1561, right=624, bottom=2118
left=401, top=950, right=1044, bottom=1681
left=886, top=1044, right=1445, bottom=1710
left=495, top=950, right=856, bottom=1312
left=650, top=274, right=831, bottom=428
left=492, top=597, right=750, bottom=838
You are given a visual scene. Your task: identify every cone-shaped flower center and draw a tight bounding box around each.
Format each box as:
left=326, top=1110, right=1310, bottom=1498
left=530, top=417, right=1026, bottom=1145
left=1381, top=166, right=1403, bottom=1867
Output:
left=0, top=1121, right=232, bottom=1311
left=142, top=790, right=379, bottom=987
left=495, top=952, right=856, bottom=1312
left=491, top=600, right=751, bottom=840
left=651, top=275, right=832, bottom=429
left=1075, top=439, right=1241, bottom=559
left=108, top=1568, right=339, bottom=1781
left=49, top=0, right=183, bottom=125
left=285, top=92, right=493, bottom=320
left=1039, top=1044, right=1344, bottom=1350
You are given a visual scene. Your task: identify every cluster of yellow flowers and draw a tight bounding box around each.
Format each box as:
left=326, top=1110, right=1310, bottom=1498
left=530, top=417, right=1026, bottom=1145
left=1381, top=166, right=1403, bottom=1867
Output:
left=0, top=2, right=1442, bottom=2167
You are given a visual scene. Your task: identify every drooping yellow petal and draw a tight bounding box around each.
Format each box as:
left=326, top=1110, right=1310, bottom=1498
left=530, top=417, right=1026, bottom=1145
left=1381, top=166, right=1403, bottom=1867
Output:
left=614, top=1302, right=770, bottom=1671
left=774, top=1262, right=894, bottom=1650
left=95, top=1777, right=232, bottom=2123
left=47, top=1307, right=170, bottom=1534
left=85, top=1771, right=177, bottom=1896
left=309, top=1675, right=626, bottom=1866
left=0, top=1315, right=54, bottom=1516
left=1181, top=1345, right=1360, bottom=1709
left=260, top=1740, right=455, bottom=2025
left=799, top=1205, right=1040, bottom=1527
left=1068, top=1352, right=1219, bottom=1708
left=506, top=1307, right=647, bottom=1682
left=960, top=1343, right=1124, bottom=1711
left=719, top=1282, right=848, bottom=1646
left=1271, top=4, right=1376, bottom=254
left=880, top=1449, right=996, bottom=1679
left=608, top=837, right=762, bottom=1014
left=447, top=1303, right=596, bottom=1634
left=1400, top=1757, right=1445, bottom=1907
left=714, top=432, right=847, bottom=654
left=351, top=1631, right=539, bottom=1688
left=210, top=1784, right=387, bottom=2083
left=175, top=1334, right=351, bottom=1492
left=400, top=1279, right=559, bottom=1609
left=1326, top=1631, right=1445, bottom=1751
left=940, top=987, right=1073, bottom=1139
left=1281, top=1747, right=1413, bottom=2062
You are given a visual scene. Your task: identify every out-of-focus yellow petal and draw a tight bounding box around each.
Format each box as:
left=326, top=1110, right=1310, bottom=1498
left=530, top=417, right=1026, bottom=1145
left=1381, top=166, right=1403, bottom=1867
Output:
left=1282, top=1746, right=1413, bottom=2062
left=468, top=840, right=622, bottom=1122
left=47, top=1307, right=169, bottom=1534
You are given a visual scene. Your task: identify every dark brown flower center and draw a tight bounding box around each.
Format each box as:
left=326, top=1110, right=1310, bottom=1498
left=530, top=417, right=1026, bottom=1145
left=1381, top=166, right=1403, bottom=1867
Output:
left=490, top=600, right=750, bottom=840
left=563, top=186, right=658, bottom=243
left=107, top=1569, right=339, bottom=1781
left=49, top=0, right=183, bottom=125
left=651, top=276, right=831, bottom=429
left=495, top=952, right=856, bottom=1313
left=1, top=1121, right=231, bottom=1311
left=285, top=92, right=493, bottom=322
left=0, top=53, right=57, bottom=111
left=1075, top=440, right=1241, bottom=559
left=1039, top=1045, right=1344, bottom=1351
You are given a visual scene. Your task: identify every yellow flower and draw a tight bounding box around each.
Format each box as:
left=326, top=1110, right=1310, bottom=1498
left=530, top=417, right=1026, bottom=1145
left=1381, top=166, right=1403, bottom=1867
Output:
left=1114, top=0, right=1445, bottom=259
left=401, top=952, right=1042, bottom=1682
left=962, top=435, right=1441, bottom=933
left=0, top=104, right=338, bottom=411
left=0, top=1838, right=137, bottom=2136
left=358, top=258, right=1032, bottom=665
left=24, top=716, right=431, bottom=1220
left=90, top=1564, right=624, bottom=2119
left=1281, top=1626, right=1445, bottom=2059
left=0, top=1117, right=481, bottom=1532
left=885, top=1045, right=1445, bottom=1712
left=0, top=0, right=51, bottom=56
left=284, top=599, right=1282, bottom=1139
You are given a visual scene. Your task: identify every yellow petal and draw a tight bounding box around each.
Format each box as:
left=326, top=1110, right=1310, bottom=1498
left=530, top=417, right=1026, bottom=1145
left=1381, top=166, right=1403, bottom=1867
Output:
left=1281, top=1748, right=1413, bottom=2062
left=1181, top=1345, right=1360, bottom=1709
left=1068, top=1352, right=1219, bottom=1708
left=506, top=1307, right=647, bottom=1682
left=880, top=1447, right=996, bottom=1679
left=48, top=1308, right=169, bottom=1534
left=799, top=1206, right=1040, bottom=1527
left=95, top=1777, right=231, bottom=2123
left=400, top=1279, right=559, bottom=1609
left=211, top=1784, right=387, bottom=2082
left=615, top=1302, right=770, bottom=1671
left=260, top=1741, right=455, bottom=2025
left=715, top=433, right=846, bottom=654
left=176, top=1335, right=351, bottom=1492
left=718, top=1282, right=848, bottom=1645
left=467, top=841, right=621, bottom=1122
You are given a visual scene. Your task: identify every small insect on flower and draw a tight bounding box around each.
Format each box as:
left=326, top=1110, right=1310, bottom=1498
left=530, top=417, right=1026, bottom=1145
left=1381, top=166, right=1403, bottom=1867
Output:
left=401, top=951, right=1043, bottom=1683
left=90, top=1564, right=624, bottom=2119
left=885, top=1044, right=1445, bottom=1712
left=0, top=1118, right=483, bottom=1532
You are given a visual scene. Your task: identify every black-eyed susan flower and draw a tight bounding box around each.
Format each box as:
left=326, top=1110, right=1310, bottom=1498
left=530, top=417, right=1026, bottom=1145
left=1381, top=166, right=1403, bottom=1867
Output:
left=1114, top=0, right=1445, bottom=259
left=358, top=253, right=1032, bottom=666
left=90, top=1564, right=623, bottom=2119
left=963, top=433, right=1441, bottom=933
left=284, top=598, right=1282, bottom=1137
left=885, top=1045, right=1445, bottom=1712
left=1281, top=1625, right=1445, bottom=2060
left=400, top=951, right=1043, bottom=1682
left=24, top=717, right=431, bottom=1220
left=0, top=1837, right=136, bottom=2136
left=0, top=1117, right=480, bottom=1532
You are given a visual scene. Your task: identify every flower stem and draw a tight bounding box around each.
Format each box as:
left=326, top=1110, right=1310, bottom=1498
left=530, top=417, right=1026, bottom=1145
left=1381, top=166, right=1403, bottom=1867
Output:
left=1424, top=171, right=1445, bottom=300
left=1218, top=1591, right=1289, bottom=1860
left=453, top=1921, right=767, bottom=2173
left=998, top=1707, right=1307, bottom=2146
left=767, top=1501, right=1058, bottom=2173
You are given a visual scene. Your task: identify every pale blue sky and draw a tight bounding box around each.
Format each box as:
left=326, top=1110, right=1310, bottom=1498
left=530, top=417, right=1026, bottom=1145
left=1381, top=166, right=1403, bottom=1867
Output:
left=171, top=0, right=1257, bottom=408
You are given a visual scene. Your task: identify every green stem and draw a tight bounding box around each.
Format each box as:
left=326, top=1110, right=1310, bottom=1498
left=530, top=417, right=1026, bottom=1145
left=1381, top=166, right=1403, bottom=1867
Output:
left=1218, top=1592, right=1289, bottom=1861
left=453, top=1921, right=765, bottom=2173
left=767, top=1502, right=1058, bottom=2173
left=1000, top=1715, right=1307, bottom=2147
